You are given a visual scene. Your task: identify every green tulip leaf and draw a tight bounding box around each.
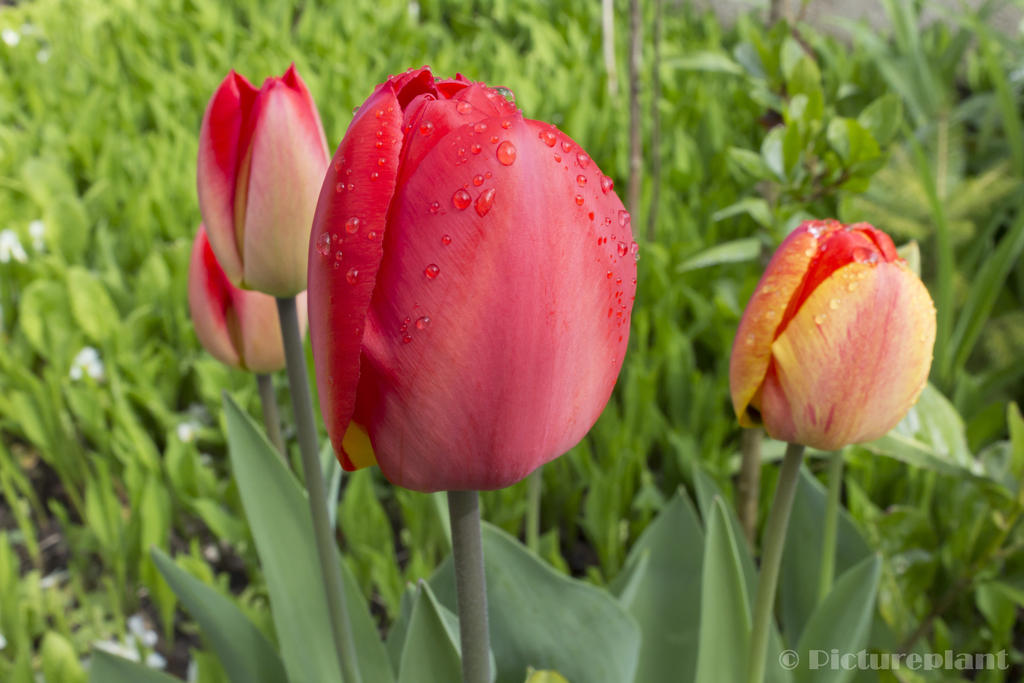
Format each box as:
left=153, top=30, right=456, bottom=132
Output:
left=779, top=466, right=872, bottom=646
left=397, top=581, right=491, bottom=683
left=524, top=670, right=570, bottom=683
left=610, top=490, right=704, bottom=683
left=795, top=555, right=882, bottom=683
left=223, top=394, right=394, bottom=683
left=695, top=497, right=751, bottom=683
left=88, top=651, right=180, bottom=683
left=151, top=547, right=287, bottom=683
left=67, top=266, right=120, bottom=343
left=430, top=523, right=640, bottom=683
left=677, top=237, right=762, bottom=273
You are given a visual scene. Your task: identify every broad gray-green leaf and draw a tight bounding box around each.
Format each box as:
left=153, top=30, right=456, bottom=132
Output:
left=611, top=491, right=704, bottom=683
left=151, top=547, right=287, bottom=683
left=88, top=651, right=180, bottom=683
left=795, top=556, right=881, bottom=683
left=694, top=497, right=750, bottom=683
left=223, top=395, right=394, bottom=683
left=678, top=237, right=761, bottom=273
left=431, top=523, right=640, bottom=683
left=397, top=582, right=466, bottom=683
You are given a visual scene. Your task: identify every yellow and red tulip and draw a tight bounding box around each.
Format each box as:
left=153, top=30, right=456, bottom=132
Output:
left=197, top=65, right=329, bottom=297
left=188, top=224, right=306, bottom=372
left=729, top=219, right=936, bottom=450
left=307, top=67, right=637, bottom=492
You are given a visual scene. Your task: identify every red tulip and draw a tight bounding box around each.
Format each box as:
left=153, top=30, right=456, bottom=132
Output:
left=188, top=224, right=307, bottom=372
left=729, top=219, right=936, bottom=450
left=197, top=65, right=329, bottom=297
left=307, top=67, right=637, bottom=492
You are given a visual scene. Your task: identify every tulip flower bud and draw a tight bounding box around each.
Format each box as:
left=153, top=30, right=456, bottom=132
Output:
left=188, top=224, right=307, bottom=372
left=308, top=67, right=637, bottom=492
left=729, top=219, right=936, bottom=450
left=197, top=65, right=329, bottom=297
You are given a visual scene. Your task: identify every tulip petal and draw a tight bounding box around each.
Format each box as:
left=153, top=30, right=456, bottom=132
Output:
left=241, top=71, right=329, bottom=296
left=189, top=225, right=242, bottom=368
left=308, top=83, right=406, bottom=470
left=354, top=113, right=636, bottom=491
left=762, top=261, right=936, bottom=450
left=729, top=226, right=820, bottom=426
left=197, top=71, right=258, bottom=285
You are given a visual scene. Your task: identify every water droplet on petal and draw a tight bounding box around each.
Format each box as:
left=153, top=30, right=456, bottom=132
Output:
left=419, top=121, right=434, bottom=135
left=347, top=183, right=354, bottom=191
left=617, top=241, right=628, bottom=257
left=600, top=176, right=614, bottom=193
left=375, top=140, right=384, bottom=149
left=474, top=122, right=487, bottom=134
left=345, top=217, right=361, bottom=234
left=424, top=264, right=440, bottom=279
left=574, top=194, right=585, bottom=206
left=496, top=141, right=517, bottom=165
left=553, top=153, right=562, bottom=163
left=334, top=250, right=344, bottom=262
left=473, top=174, right=484, bottom=186
left=814, top=314, right=825, bottom=325
left=618, top=210, right=631, bottom=227
left=539, top=130, right=557, bottom=147
left=370, top=171, right=380, bottom=180
left=475, top=188, right=496, bottom=216
left=606, top=270, right=614, bottom=279
left=745, top=333, right=755, bottom=346
left=415, top=316, right=431, bottom=330
left=346, top=267, right=359, bottom=284
left=471, top=143, right=482, bottom=154
left=367, top=231, right=379, bottom=241
left=804, top=248, right=815, bottom=257
left=441, top=234, right=452, bottom=246
left=561, top=141, right=573, bottom=152
left=430, top=201, right=441, bottom=214
left=402, top=334, right=413, bottom=344
left=630, top=241, right=640, bottom=261
left=315, top=233, right=331, bottom=256
left=456, top=101, right=473, bottom=114
left=335, top=182, right=345, bottom=193
left=829, top=298, right=840, bottom=310
left=452, top=189, right=472, bottom=210
left=501, top=120, right=512, bottom=129
left=847, top=282, right=858, bottom=292
left=489, top=135, right=499, bottom=144
left=576, top=175, right=587, bottom=187
left=576, top=152, right=590, bottom=168
left=377, top=157, right=386, bottom=167
left=376, top=130, right=384, bottom=139
left=375, top=109, right=384, bottom=119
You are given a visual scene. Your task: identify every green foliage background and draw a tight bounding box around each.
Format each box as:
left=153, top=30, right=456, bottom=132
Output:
left=1, top=0, right=1023, bottom=680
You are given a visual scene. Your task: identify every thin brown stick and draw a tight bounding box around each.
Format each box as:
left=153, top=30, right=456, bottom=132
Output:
left=646, top=0, right=662, bottom=243
left=602, top=0, right=617, bottom=97
left=627, top=0, right=642, bottom=216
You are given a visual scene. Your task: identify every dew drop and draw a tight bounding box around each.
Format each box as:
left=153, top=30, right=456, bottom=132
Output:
left=452, top=189, right=472, bottom=210
left=618, top=210, right=631, bottom=227
left=617, top=241, right=628, bottom=257
left=496, top=141, right=517, bottom=165
left=441, top=234, right=452, bottom=246
left=402, top=335, right=413, bottom=344
left=553, top=153, right=562, bottom=163
left=576, top=152, right=590, bottom=168
left=335, top=182, right=345, bottom=193
left=375, top=109, right=384, bottom=119
left=424, top=263, right=440, bottom=279
left=847, top=282, right=858, bottom=292
left=471, top=143, right=482, bottom=154
left=606, top=270, right=614, bottom=279
left=371, top=171, right=380, bottom=180
left=576, top=174, right=587, bottom=187
left=474, top=122, right=487, bottom=134
left=539, top=130, right=557, bottom=147
left=489, top=135, right=499, bottom=144
left=347, top=183, right=354, bottom=191
left=473, top=174, right=484, bottom=186
left=346, top=267, right=359, bottom=285
left=334, top=250, right=344, bottom=262
left=814, top=314, right=825, bottom=325
left=745, top=333, right=755, bottom=346
left=600, top=175, right=614, bottom=193
left=345, top=217, right=361, bottom=234
left=561, top=140, right=573, bottom=152
left=475, top=188, right=496, bottom=216
left=375, top=130, right=384, bottom=139
left=367, top=230, right=379, bottom=241
left=377, top=157, right=386, bottom=167
left=501, top=120, right=512, bottom=129
left=829, top=298, right=840, bottom=310
left=415, top=316, right=431, bottom=330
left=375, top=140, right=384, bottom=149
left=575, top=194, right=585, bottom=206
left=630, top=241, right=640, bottom=261
left=804, top=248, right=815, bottom=257
left=315, top=232, right=331, bottom=256
left=495, top=86, right=515, bottom=102
left=419, top=121, right=434, bottom=136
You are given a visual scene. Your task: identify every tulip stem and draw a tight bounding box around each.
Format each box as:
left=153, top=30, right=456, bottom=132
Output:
left=255, top=373, right=286, bottom=460
left=746, top=442, right=804, bottom=683
left=525, top=468, right=542, bottom=554
left=817, top=450, right=844, bottom=605
left=276, top=296, right=362, bottom=683
left=738, top=427, right=763, bottom=549
left=448, top=490, right=491, bottom=683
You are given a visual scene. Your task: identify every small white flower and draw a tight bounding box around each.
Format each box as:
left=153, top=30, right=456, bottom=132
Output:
left=0, top=229, right=28, bottom=264
left=1, top=28, right=19, bottom=46
left=176, top=421, right=199, bottom=444
left=0, top=632, right=7, bottom=650
left=36, top=47, right=50, bottom=64
left=28, top=220, right=45, bottom=251
left=127, top=614, right=158, bottom=649
left=40, top=570, right=67, bottom=589
left=93, top=637, right=140, bottom=662
left=407, top=1, right=420, bottom=20
left=146, top=651, right=167, bottom=669
left=70, top=346, right=105, bottom=382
